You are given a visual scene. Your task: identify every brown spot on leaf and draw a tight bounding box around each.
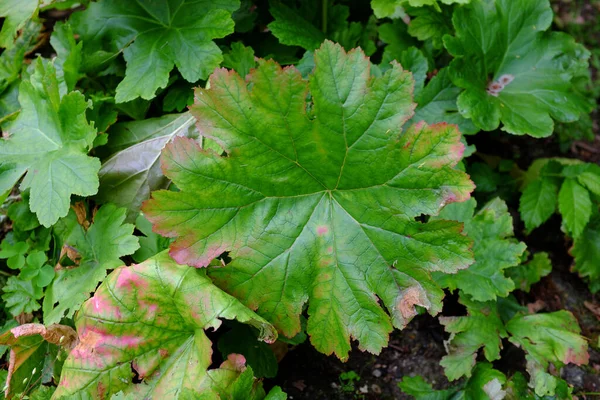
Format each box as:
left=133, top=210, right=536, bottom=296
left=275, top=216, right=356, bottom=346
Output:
left=97, top=382, right=106, bottom=399
left=396, top=287, right=423, bottom=320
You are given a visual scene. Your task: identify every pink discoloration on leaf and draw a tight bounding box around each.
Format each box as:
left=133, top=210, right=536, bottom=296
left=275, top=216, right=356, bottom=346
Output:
left=92, top=293, right=122, bottom=319
left=170, top=242, right=228, bottom=268
left=451, top=142, right=465, bottom=161
left=220, top=353, right=247, bottom=372
left=317, top=226, right=328, bottom=236
left=115, top=267, right=148, bottom=289
left=138, top=299, right=159, bottom=314
left=70, top=328, right=108, bottom=368
left=54, top=253, right=277, bottom=399
left=565, top=347, right=589, bottom=365
left=112, top=335, right=143, bottom=348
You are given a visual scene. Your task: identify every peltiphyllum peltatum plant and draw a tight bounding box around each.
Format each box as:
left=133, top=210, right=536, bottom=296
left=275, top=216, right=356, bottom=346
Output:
left=144, top=41, right=475, bottom=360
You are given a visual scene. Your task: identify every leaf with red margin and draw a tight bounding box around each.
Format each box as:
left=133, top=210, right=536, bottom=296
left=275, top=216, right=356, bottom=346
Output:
left=144, top=41, right=474, bottom=360
left=53, top=251, right=277, bottom=400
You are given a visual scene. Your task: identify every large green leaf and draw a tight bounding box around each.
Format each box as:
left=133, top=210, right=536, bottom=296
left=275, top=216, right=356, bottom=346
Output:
left=144, top=41, right=474, bottom=360
left=71, top=0, right=239, bottom=102
left=507, top=311, right=588, bottom=396
left=444, top=0, right=593, bottom=137
left=433, top=198, right=526, bottom=301
left=43, top=204, right=139, bottom=325
left=96, top=112, right=197, bottom=220
left=0, top=59, right=99, bottom=227
left=53, top=252, right=278, bottom=399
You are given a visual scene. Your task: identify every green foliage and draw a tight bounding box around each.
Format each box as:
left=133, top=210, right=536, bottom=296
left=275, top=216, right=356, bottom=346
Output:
left=71, top=0, right=239, bottom=102
left=144, top=41, right=474, bottom=360
left=572, top=215, right=600, bottom=293
left=439, top=291, right=588, bottom=396
left=0, top=59, right=99, bottom=227
left=0, top=0, right=38, bottom=49
left=444, top=0, right=593, bottom=137
left=411, top=68, right=478, bottom=135
left=433, top=198, right=526, bottom=301
left=268, top=1, right=376, bottom=55
left=218, top=323, right=279, bottom=378
left=507, top=252, right=552, bottom=292
left=399, top=363, right=506, bottom=400
left=519, top=159, right=600, bottom=239
left=43, top=204, right=139, bottom=324
left=0, top=0, right=596, bottom=397
left=439, top=296, right=506, bottom=380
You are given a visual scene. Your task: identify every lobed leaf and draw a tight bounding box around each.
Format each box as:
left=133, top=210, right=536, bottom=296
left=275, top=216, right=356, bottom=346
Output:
left=53, top=251, right=278, bottom=399
left=43, top=204, right=139, bottom=325
left=444, top=0, right=593, bottom=137
left=71, top=0, right=239, bottom=102
left=145, top=41, right=474, bottom=360
left=439, top=296, right=506, bottom=380
left=0, top=59, right=99, bottom=227
left=433, top=198, right=526, bottom=301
